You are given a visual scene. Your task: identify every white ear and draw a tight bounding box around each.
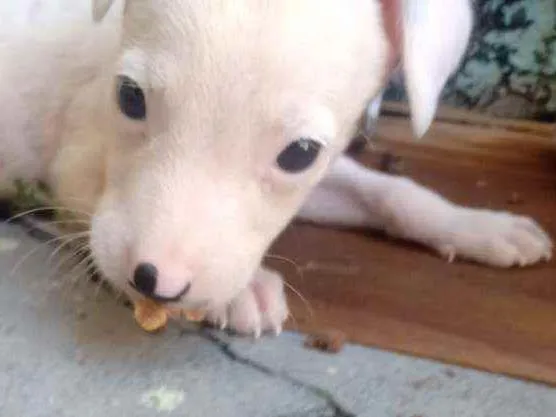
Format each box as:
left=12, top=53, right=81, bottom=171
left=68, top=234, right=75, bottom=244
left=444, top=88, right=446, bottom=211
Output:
left=92, top=0, right=121, bottom=22
left=402, top=0, right=473, bottom=137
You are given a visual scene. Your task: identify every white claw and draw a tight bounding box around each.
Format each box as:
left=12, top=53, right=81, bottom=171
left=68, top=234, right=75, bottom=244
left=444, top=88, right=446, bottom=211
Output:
left=428, top=209, right=553, bottom=268
left=205, top=268, right=289, bottom=338
left=253, top=327, right=262, bottom=340
left=438, top=244, right=456, bottom=263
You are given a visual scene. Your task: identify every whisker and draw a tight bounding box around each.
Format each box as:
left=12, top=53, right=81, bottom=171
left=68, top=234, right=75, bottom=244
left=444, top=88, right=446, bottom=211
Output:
left=19, top=218, right=90, bottom=240
left=113, top=288, right=127, bottom=303
left=57, top=256, right=92, bottom=300
left=94, top=277, right=110, bottom=299
left=265, top=253, right=313, bottom=319
left=60, top=255, right=97, bottom=300
left=5, top=206, right=92, bottom=224
left=36, top=219, right=90, bottom=228
left=9, top=232, right=90, bottom=278
left=68, top=254, right=96, bottom=287
left=285, top=309, right=300, bottom=332
left=47, top=243, right=90, bottom=283
left=57, top=255, right=92, bottom=299
left=88, top=266, right=116, bottom=300
left=51, top=245, right=126, bottom=307
left=46, top=233, right=89, bottom=266
left=265, top=254, right=303, bottom=277
left=282, top=280, right=314, bottom=319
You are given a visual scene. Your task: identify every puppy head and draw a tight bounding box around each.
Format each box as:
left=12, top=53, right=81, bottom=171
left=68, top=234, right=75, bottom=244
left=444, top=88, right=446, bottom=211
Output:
left=87, top=0, right=471, bottom=310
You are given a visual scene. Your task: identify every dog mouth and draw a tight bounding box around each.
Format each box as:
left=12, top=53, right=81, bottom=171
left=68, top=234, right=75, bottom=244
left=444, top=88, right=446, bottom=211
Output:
left=128, top=280, right=192, bottom=303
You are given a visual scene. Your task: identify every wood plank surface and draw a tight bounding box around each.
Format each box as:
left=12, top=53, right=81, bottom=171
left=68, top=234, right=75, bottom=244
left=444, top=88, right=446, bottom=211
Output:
left=267, top=107, right=556, bottom=385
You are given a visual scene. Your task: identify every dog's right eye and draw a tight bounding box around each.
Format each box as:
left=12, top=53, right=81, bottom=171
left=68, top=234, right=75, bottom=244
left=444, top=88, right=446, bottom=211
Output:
left=276, top=138, right=323, bottom=174
left=117, top=75, right=146, bottom=120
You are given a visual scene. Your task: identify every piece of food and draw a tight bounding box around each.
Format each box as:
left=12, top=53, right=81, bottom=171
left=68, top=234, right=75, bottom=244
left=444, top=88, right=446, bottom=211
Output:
left=304, top=330, right=346, bottom=354
left=133, top=299, right=169, bottom=333
left=166, top=308, right=207, bottom=323
left=134, top=299, right=208, bottom=333
left=182, top=309, right=206, bottom=322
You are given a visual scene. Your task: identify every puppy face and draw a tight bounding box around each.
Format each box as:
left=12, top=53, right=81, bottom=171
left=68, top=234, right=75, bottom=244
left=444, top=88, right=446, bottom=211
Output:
left=82, top=0, right=471, bottom=310
left=87, top=0, right=387, bottom=309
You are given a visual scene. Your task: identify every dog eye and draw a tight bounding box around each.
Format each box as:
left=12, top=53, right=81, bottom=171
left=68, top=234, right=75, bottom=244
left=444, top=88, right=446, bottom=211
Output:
left=117, top=75, right=146, bottom=120
left=276, top=138, right=323, bottom=173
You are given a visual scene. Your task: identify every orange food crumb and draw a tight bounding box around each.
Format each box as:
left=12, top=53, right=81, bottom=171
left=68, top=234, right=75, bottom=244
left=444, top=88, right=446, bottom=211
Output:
left=133, top=299, right=168, bottom=333
left=134, top=300, right=207, bottom=333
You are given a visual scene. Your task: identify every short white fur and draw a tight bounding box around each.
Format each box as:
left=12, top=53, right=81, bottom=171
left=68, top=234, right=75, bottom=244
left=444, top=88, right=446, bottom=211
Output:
left=0, top=0, right=550, bottom=337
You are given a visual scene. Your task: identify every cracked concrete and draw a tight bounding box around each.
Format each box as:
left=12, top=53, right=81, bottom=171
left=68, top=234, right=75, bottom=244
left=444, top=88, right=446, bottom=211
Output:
left=227, top=335, right=556, bottom=417
left=198, top=329, right=355, bottom=417
left=1, top=223, right=556, bottom=417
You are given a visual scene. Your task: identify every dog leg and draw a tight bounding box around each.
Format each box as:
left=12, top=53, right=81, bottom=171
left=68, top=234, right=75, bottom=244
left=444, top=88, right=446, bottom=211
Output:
left=206, top=267, right=289, bottom=337
left=298, top=155, right=552, bottom=268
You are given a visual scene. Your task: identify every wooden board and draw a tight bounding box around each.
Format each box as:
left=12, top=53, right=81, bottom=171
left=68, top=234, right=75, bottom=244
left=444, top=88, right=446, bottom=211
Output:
left=266, top=107, right=556, bottom=386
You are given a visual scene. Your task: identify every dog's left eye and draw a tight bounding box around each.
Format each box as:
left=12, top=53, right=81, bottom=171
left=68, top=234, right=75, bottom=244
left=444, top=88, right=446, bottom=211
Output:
left=276, top=138, right=323, bottom=173
left=117, top=75, right=146, bottom=120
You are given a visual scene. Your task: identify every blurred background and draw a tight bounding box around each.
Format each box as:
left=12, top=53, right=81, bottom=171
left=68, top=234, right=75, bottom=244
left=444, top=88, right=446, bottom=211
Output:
left=385, top=0, right=556, bottom=122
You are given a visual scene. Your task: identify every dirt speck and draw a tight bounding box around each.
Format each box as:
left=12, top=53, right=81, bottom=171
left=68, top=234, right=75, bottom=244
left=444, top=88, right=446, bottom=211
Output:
left=379, top=152, right=404, bottom=175
left=507, top=192, right=524, bottom=205
left=76, top=310, right=88, bottom=321
left=410, top=376, right=436, bottom=390
left=304, top=330, right=346, bottom=354
left=444, top=368, right=457, bottom=378
left=346, top=135, right=368, bottom=155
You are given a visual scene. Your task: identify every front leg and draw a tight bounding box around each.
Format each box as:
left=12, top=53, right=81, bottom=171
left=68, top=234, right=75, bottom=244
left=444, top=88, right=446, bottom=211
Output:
left=206, top=267, right=289, bottom=338
left=297, top=155, right=552, bottom=267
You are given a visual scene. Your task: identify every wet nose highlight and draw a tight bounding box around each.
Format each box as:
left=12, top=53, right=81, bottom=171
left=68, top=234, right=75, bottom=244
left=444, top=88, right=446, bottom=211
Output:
left=131, top=262, right=191, bottom=302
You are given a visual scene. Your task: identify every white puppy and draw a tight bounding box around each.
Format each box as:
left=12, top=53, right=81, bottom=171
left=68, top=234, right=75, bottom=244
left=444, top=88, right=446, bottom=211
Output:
left=0, top=0, right=551, bottom=336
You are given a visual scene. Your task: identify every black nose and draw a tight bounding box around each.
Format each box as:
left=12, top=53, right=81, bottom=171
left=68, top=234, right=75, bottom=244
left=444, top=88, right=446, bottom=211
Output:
left=132, top=262, right=158, bottom=296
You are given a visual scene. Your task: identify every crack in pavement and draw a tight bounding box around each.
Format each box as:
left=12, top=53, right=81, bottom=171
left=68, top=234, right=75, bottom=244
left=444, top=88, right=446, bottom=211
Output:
left=196, top=328, right=356, bottom=417
left=275, top=406, right=339, bottom=417
left=15, top=222, right=355, bottom=416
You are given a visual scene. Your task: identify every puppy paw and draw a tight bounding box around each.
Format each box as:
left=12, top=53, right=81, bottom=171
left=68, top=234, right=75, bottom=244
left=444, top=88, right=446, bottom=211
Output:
left=432, top=208, right=552, bottom=268
left=206, top=267, right=289, bottom=338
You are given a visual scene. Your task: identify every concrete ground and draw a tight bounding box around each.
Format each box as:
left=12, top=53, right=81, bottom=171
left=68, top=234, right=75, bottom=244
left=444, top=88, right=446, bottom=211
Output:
left=1, top=222, right=556, bottom=417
